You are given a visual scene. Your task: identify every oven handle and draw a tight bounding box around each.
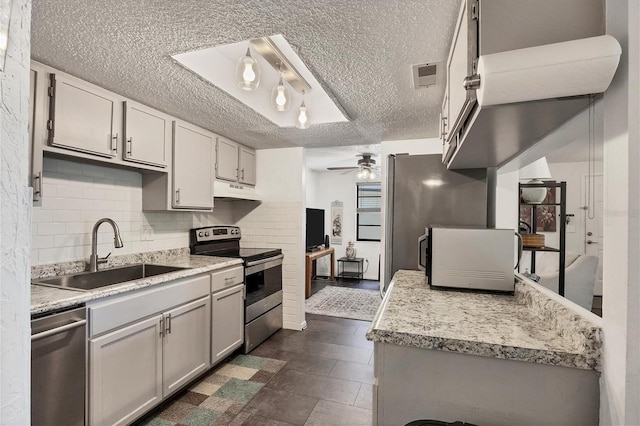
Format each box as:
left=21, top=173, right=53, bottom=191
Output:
left=245, top=254, right=284, bottom=274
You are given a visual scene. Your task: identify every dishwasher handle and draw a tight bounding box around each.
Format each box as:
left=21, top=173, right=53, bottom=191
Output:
left=31, top=319, right=86, bottom=341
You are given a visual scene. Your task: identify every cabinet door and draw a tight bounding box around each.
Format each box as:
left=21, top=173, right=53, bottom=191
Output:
left=123, top=101, right=168, bottom=168
left=238, top=146, right=256, bottom=186
left=172, top=121, right=213, bottom=209
left=216, top=137, right=239, bottom=182
left=211, top=284, right=245, bottom=365
left=89, top=315, right=163, bottom=426
left=48, top=73, right=118, bottom=158
left=163, top=296, right=211, bottom=397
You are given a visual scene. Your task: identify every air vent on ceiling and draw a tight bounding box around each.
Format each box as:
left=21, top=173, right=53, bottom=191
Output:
left=412, top=61, right=442, bottom=89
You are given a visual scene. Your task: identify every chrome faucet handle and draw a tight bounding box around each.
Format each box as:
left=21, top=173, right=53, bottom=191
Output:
left=97, top=252, right=112, bottom=265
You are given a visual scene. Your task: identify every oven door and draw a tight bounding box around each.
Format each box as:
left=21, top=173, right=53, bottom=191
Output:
left=245, top=254, right=284, bottom=323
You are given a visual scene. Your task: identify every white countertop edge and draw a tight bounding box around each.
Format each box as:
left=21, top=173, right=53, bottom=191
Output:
left=31, top=256, right=244, bottom=315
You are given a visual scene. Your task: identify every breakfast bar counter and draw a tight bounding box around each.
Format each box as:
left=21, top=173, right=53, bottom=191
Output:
left=366, top=270, right=602, bottom=370
left=366, top=270, right=602, bottom=425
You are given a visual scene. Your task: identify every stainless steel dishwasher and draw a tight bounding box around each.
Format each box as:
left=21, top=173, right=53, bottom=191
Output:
left=31, top=305, right=86, bottom=426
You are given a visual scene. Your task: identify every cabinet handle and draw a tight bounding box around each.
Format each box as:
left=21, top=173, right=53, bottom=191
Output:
left=165, top=313, right=172, bottom=334
left=241, top=169, right=245, bottom=181
left=126, top=137, right=132, bottom=156
left=175, top=189, right=180, bottom=204
left=159, top=316, right=165, bottom=337
left=587, top=240, right=598, bottom=245
left=33, top=171, right=43, bottom=200
left=243, top=285, right=246, bottom=300
left=236, top=168, right=239, bottom=181
left=224, top=277, right=234, bottom=283
left=111, top=133, right=118, bottom=153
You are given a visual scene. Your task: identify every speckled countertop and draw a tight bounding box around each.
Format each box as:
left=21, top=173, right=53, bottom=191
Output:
left=31, top=249, right=242, bottom=316
left=366, top=270, right=602, bottom=371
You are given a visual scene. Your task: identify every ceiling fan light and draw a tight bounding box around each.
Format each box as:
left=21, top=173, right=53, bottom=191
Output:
left=271, top=76, right=291, bottom=111
left=296, top=100, right=309, bottom=129
left=235, top=47, right=260, bottom=91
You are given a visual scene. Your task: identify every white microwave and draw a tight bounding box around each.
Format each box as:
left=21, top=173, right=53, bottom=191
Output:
left=419, top=227, right=517, bottom=292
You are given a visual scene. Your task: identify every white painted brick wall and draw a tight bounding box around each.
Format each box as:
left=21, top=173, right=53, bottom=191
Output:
left=32, top=157, right=235, bottom=265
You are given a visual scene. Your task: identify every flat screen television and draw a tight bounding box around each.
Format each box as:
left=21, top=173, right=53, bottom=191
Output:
left=306, top=208, right=325, bottom=251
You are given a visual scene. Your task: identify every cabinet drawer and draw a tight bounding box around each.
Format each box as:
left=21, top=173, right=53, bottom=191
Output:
left=88, top=273, right=210, bottom=337
left=211, top=266, right=243, bottom=293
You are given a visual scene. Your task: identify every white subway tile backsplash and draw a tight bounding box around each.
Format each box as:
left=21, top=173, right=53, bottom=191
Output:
left=32, top=209, right=53, bottom=223
left=53, top=210, right=81, bottom=223
left=38, top=223, right=68, bottom=236
left=56, top=185, right=84, bottom=199
left=32, top=235, right=54, bottom=249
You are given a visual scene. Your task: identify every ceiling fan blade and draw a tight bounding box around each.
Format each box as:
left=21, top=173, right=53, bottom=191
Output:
left=327, top=166, right=358, bottom=171
left=340, top=169, right=357, bottom=175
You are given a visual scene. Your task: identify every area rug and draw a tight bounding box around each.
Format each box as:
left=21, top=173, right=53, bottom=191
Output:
left=305, top=286, right=381, bottom=321
left=136, top=354, right=287, bottom=426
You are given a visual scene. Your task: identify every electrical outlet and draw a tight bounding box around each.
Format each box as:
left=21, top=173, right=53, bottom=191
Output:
left=142, top=225, right=154, bottom=241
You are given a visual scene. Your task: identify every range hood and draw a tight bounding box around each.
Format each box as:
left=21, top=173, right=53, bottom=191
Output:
left=213, top=180, right=262, bottom=202
left=442, top=0, right=620, bottom=170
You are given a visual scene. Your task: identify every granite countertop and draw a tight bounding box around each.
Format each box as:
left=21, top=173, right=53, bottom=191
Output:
left=366, top=270, right=602, bottom=371
left=31, top=251, right=243, bottom=315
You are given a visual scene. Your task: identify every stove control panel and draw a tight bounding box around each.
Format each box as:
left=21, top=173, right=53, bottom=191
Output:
left=193, top=226, right=241, bottom=242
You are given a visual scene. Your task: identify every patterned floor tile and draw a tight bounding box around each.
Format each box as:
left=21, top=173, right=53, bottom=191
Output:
left=215, top=364, right=260, bottom=380
left=179, top=391, right=209, bottom=406
left=213, top=378, right=264, bottom=403
left=229, top=354, right=268, bottom=370
left=137, top=416, right=176, bottom=426
left=249, top=370, right=275, bottom=383
left=180, top=406, right=221, bottom=426
left=157, top=401, right=197, bottom=423
left=190, top=381, right=222, bottom=396
left=261, top=358, right=287, bottom=373
left=200, top=396, right=237, bottom=412
left=203, top=373, right=231, bottom=386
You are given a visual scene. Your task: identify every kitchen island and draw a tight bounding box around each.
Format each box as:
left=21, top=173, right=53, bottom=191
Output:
left=366, top=270, right=602, bottom=426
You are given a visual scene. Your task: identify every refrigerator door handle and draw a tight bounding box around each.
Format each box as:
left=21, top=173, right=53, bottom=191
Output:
left=418, top=233, right=427, bottom=271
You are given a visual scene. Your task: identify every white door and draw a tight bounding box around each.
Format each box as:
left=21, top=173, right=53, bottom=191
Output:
left=216, top=137, right=239, bottom=182
left=89, top=315, right=163, bottom=426
left=582, top=174, right=604, bottom=295
left=172, top=121, right=213, bottom=209
left=123, top=101, right=168, bottom=168
left=162, top=296, right=211, bottom=397
left=239, top=147, right=256, bottom=186
left=211, top=284, right=245, bottom=365
left=49, top=74, right=118, bottom=158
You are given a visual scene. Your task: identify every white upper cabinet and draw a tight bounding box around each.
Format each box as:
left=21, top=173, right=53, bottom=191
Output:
left=123, top=101, right=169, bottom=168
left=215, top=136, right=256, bottom=187
left=47, top=73, right=120, bottom=158
left=172, top=121, right=214, bottom=209
left=215, top=137, right=239, bottom=182
left=239, top=146, right=256, bottom=186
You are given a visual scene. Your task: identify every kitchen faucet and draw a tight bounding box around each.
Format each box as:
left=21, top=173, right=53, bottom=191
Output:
left=89, top=218, right=124, bottom=272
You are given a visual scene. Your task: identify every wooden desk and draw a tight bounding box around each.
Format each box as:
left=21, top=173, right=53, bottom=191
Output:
left=305, top=247, right=335, bottom=298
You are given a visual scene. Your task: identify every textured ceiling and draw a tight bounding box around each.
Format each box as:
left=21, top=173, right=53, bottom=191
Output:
left=32, top=0, right=461, bottom=150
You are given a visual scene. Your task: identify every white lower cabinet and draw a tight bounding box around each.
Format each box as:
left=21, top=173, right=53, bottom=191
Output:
left=163, top=296, right=211, bottom=396
left=89, top=315, right=164, bottom=426
left=88, top=274, right=212, bottom=426
left=211, top=283, right=244, bottom=364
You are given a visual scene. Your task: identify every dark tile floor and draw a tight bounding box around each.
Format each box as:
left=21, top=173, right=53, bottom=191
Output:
left=137, top=313, right=373, bottom=426
left=246, top=313, right=373, bottom=425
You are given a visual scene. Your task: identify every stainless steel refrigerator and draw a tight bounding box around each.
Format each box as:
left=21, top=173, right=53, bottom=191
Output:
left=383, top=154, right=492, bottom=293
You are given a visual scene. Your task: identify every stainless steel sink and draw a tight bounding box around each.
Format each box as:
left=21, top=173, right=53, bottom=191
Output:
left=33, top=264, right=189, bottom=291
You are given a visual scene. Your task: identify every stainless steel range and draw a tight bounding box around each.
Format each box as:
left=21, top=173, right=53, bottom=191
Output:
left=190, top=226, right=283, bottom=353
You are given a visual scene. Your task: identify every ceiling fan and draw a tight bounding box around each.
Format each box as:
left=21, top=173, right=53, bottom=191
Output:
left=327, top=153, right=380, bottom=179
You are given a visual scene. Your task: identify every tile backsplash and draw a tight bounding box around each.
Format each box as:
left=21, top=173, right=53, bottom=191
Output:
left=32, top=157, right=235, bottom=265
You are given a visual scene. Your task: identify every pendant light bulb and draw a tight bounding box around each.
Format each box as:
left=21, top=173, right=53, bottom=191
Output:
left=271, top=76, right=291, bottom=111
left=235, top=47, right=260, bottom=91
left=296, top=99, right=309, bottom=129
